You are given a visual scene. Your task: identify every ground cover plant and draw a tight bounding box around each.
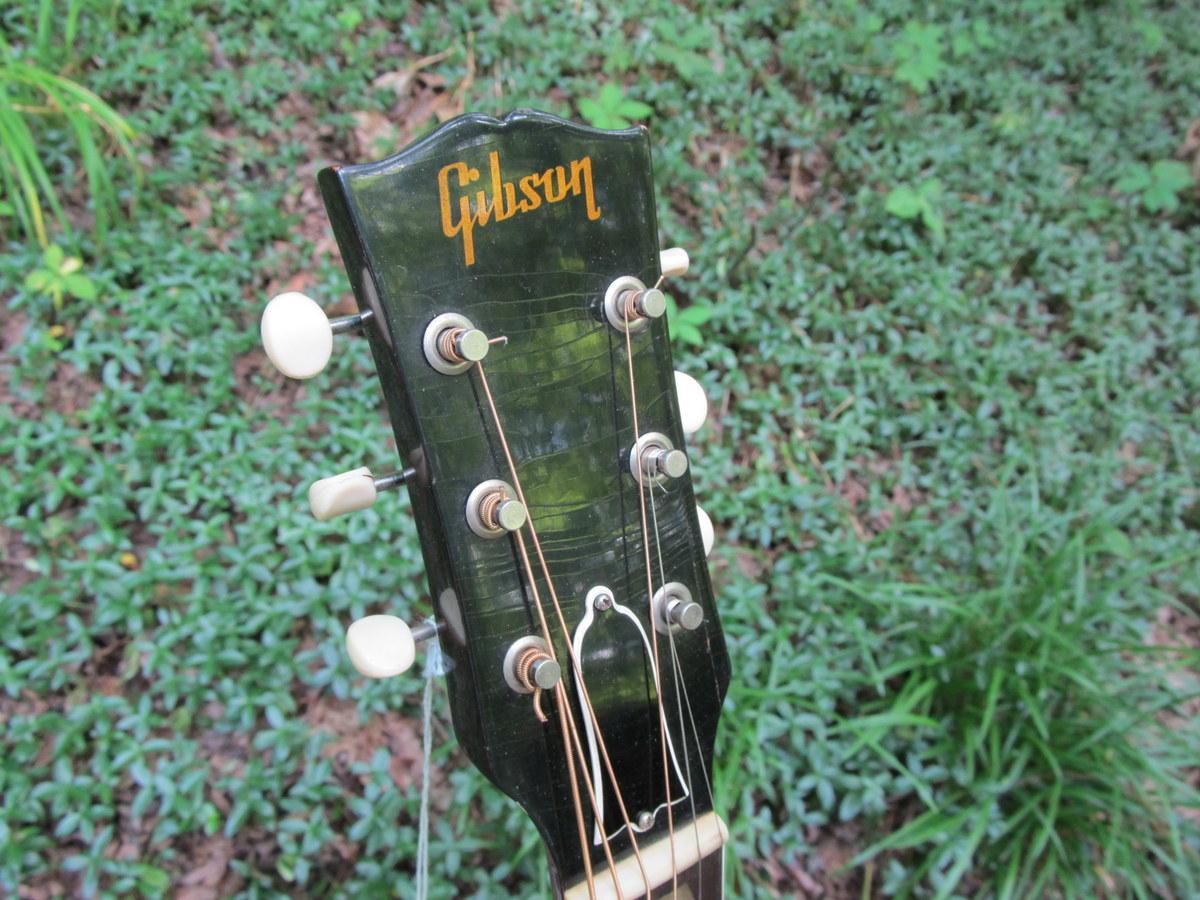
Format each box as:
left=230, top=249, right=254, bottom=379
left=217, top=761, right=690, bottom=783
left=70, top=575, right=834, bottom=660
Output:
left=1, top=0, right=1198, bottom=896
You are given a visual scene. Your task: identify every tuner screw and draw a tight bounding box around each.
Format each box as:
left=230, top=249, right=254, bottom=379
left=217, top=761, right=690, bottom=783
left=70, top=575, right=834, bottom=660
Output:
left=503, top=637, right=560, bottom=694
left=466, top=479, right=527, bottom=538
left=261, top=292, right=371, bottom=379
left=636, top=810, right=656, bottom=831
left=345, top=615, right=439, bottom=679
left=652, top=582, right=703, bottom=634
left=646, top=446, right=689, bottom=479
left=621, top=287, right=666, bottom=320
left=424, top=312, right=488, bottom=374
left=603, top=275, right=661, bottom=333
left=666, top=597, right=705, bottom=631
left=629, top=432, right=688, bottom=486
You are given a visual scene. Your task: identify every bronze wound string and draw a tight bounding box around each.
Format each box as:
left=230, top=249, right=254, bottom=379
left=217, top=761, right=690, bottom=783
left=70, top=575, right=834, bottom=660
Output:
left=622, top=308, right=679, bottom=896
left=475, top=357, right=650, bottom=897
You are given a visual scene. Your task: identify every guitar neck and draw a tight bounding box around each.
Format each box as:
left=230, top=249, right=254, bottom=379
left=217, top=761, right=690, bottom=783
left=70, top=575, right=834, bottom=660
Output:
left=562, top=812, right=727, bottom=900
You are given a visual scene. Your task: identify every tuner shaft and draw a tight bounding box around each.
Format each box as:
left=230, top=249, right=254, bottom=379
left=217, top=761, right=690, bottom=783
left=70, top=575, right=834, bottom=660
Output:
left=424, top=312, right=489, bottom=375
left=629, top=432, right=688, bottom=486
left=503, top=637, right=560, bottom=694
left=466, top=479, right=527, bottom=538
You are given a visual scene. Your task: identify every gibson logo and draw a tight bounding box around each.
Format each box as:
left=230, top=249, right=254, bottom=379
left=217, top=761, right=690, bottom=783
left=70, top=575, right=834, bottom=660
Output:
left=438, top=151, right=601, bottom=266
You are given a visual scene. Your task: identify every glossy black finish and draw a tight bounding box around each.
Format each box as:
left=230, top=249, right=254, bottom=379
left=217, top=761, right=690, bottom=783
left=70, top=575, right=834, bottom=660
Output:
left=318, top=110, right=730, bottom=893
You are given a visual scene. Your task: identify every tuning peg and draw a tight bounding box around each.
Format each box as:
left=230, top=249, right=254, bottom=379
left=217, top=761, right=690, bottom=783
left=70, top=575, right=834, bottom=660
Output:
left=696, top=505, right=715, bottom=557
left=309, top=466, right=412, bottom=521
left=674, top=370, right=709, bottom=435
left=659, top=247, right=690, bottom=278
left=260, top=291, right=371, bottom=379
left=346, top=614, right=438, bottom=678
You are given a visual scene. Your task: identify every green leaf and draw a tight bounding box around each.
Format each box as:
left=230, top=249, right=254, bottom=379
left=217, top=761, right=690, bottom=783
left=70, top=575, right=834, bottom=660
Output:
left=679, top=304, right=714, bottom=327
left=892, top=22, right=947, bottom=92
left=43, top=244, right=64, bottom=269
left=134, top=864, right=170, bottom=891
left=24, top=269, right=51, bottom=291
left=1149, top=159, right=1192, bottom=193
left=577, top=98, right=605, bottom=127
left=599, top=82, right=621, bottom=107
left=676, top=323, right=703, bottom=346
left=616, top=98, right=653, bottom=120
left=63, top=272, right=97, bottom=301
left=1134, top=20, right=1164, bottom=53
left=1097, top=528, right=1133, bottom=558
left=1114, top=163, right=1151, bottom=194
left=921, top=203, right=945, bottom=240
left=885, top=186, right=922, bottom=219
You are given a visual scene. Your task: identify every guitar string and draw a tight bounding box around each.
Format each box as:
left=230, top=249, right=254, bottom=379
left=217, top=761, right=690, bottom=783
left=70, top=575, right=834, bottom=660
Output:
left=474, top=359, right=651, bottom=897
left=669, top=633, right=716, bottom=819
left=510, top=517, right=600, bottom=899
left=477, top=359, right=649, bottom=896
left=621, top=308, right=679, bottom=898
left=652, top=258, right=722, bottom=886
left=647, top=482, right=709, bottom=894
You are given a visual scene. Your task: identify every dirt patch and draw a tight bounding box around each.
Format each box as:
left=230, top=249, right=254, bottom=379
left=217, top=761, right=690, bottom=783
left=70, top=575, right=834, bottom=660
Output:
left=747, top=821, right=868, bottom=898
left=5, top=357, right=104, bottom=422
left=0, top=524, right=39, bottom=595
left=174, top=836, right=238, bottom=900
left=301, top=688, right=425, bottom=791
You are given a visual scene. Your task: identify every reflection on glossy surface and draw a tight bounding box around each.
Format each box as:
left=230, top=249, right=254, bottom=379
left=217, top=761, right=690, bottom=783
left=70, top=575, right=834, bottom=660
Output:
left=318, top=110, right=729, bottom=892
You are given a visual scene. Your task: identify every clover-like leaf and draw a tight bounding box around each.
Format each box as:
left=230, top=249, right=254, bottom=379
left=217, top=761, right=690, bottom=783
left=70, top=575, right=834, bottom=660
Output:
left=64, top=273, right=98, bottom=301
left=578, top=83, right=653, bottom=129
left=1115, top=160, right=1193, bottom=213
left=885, top=186, right=923, bottom=219
left=1114, top=163, right=1152, bottom=194
left=892, top=22, right=947, bottom=93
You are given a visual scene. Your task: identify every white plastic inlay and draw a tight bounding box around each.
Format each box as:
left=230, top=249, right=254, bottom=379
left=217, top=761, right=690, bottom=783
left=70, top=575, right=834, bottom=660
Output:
left=260, top=291, right=333, bottom=379
left=674, top=370, right=709, bottom=435
left=696, top=505, right=714, bottom=557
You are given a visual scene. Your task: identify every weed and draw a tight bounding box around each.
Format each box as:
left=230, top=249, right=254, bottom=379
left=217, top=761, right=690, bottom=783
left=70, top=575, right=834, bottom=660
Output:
left=1115, top=160, right=1194, bottom=213
left=0, top=25, right=138, bottom=246
left=665, top=295, right=716, bottom=347
left=891, top=22, right=947, bottom=93
left=885, top=178, right=945, bottom=239
left=838, top=483, right=1199, bottom=896
left=578, top=83, right=653, bottom=130
left=22, top=243, right=95, bottom=312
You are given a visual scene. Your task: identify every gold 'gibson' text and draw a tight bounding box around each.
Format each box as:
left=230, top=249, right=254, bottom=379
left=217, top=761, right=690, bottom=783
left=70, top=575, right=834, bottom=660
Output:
left=438, top=151, right=602, bottom=266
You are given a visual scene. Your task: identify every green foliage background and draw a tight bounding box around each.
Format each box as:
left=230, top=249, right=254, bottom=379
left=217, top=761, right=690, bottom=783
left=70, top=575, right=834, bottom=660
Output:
left=2, top=0, right=1198, bottom=896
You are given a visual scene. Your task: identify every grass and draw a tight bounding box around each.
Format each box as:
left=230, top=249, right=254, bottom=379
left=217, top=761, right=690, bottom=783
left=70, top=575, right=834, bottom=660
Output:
left=2, top=0, right=1199, bottom=896
left=0, top=2, right=138, bottom=247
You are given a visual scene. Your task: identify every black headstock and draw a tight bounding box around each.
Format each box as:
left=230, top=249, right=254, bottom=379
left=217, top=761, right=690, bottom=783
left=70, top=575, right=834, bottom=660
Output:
left=263, top=110, right=730, bottom=896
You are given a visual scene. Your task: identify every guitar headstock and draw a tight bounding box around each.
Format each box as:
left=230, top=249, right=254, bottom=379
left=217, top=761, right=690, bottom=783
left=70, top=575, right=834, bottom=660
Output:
left=261, top=110, right=730, bottom=897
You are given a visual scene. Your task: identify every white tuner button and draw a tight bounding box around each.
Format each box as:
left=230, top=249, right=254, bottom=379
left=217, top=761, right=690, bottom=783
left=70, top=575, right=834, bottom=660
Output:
left=309, top=467, right=377, bottom=521
left=696, top=505, right=715, bottom=557
left=346, top=615, right=415, bottom=678
left=261, top=292, right=333, bottom=379
left=675, top=370, right=709, bottom=435
left=659, top=247, right=690, bottom=278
